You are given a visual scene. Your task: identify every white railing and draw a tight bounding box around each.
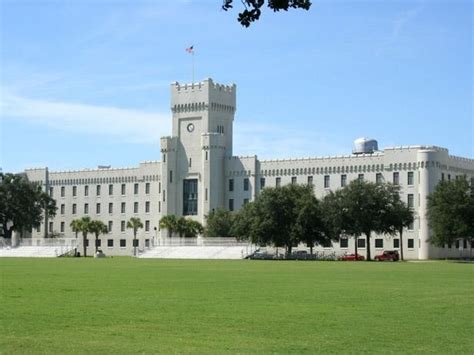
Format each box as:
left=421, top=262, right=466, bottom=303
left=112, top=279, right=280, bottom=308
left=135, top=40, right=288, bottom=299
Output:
left=153, top=237, right=250, bottom=247
left=18, top=238, right=79, bottom=248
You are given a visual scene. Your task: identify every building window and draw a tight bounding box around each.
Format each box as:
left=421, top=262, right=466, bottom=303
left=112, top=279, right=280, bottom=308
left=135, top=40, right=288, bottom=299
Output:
left=229, top=179, right=234, bottom=192
left=376, top=173, right=383, bottom=184
left=324, top=175, right=330, bottom=188
left=96, top=239, right=101, bottom=248
left=145, top=239, right=150, bottom=248
left=261, top=177, right=266, bottom=189
left=408, top=221, right=414, bottom=230
left=163, top=153, right=166, bottom=163
left=121, top=184, right=126, bottom=195
left=60, top=222, right=65, bottom=233
left=357, top=238, right=365, bottom=248
left=463, top=239, right=467, bottom=249
left=84, top=203, right=89, bottom=214
left=145, top=201, right=150, bottom=213
left=455, top=240, right=460, bottom=249
left=61, top=186, right=65, bottom=197
left=291, top=176, right=297, bottom=184
left=393, top=238, right=400, bottom=248
left=96, top=185, right=101, bottom=196
left=448, top=174, right=451, bottom=181
left=244, top=178, right=249, bottom=191
left=49, top=222, right=53, bottom=233
left=134, top=183, right=139, bottom=195
left=158, top=201, right=161, bottom=213
left=441, top=173, right=445, bottom=181
left=407, top=194, right=414, bottom=208
left=205, top=151, right=208, bottom=160
left=340, top=238, right=348, bottom=248
left=60, top=204, right=65, bottom=215
left=134, top=202, right=139, bottom=214
left=145, top=220, right=150, bottom=232
left=36, top=225, right=41, bottom=233
left=229, top=199, right=234, bottom=211
left=358, top=174, right=364, bottom=181
left=73, top=186, right=77, bottom=197
left=163, top=190, right=166, bottom=202
left=133, top=239, right=139, bottom=247
left=393, top=172, right=399, bottom=185
left=341, top=175, right=347, bottom=187
left=120, top=239, right=126, bottom=248
left=407, top=172, right=414, bottom=186
left=145, top=183, right=150, bottom=194
left=183, top=179, right=198, bottom=216
left=85, top=239, right=89, bottom=247
left=205, top=188, right=208, bottom=201
left=109, top=203, right=113, bottom=214
left=109, top=184, right=113, bottom=195
left=121, top=202, right=126, bottom=214
left=243, top=198, right=249, bottom=205
left=108, top=221, right=113, bottom=233
left=375, top=239, right=383, bottom=248
left=276, top=177, right=281, bottom=187
left=107, top=239, right=114, bottom=247
left=407, top=239, right=414, bottom=249
left=72, top=204, right=77, bottom=215
left=96, top=203, right=101, bottom=214
left=159, top=182, right=161, bottom=194
left=189, top=158, right=192, bottom=167
left=307, top=176, right=313, bottom=186
left=84, top=185, right=89, bottom=196
left=169, top=171, right=173, bottom=183
left=121, top=221, right=126, bottom=232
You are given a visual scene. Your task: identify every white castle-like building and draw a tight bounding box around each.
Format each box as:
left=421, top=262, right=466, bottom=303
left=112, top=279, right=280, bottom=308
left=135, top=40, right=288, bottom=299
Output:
left=23, top=78, right=474, bottom=259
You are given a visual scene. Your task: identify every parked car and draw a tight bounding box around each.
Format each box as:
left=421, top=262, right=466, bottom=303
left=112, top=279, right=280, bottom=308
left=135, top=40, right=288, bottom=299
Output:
left=338, top=253, right=365, bottom=261
left=375, top=250, right=400, bottom=261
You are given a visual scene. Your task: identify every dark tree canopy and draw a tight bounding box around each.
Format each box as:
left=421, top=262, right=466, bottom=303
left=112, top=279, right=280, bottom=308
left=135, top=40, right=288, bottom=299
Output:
left=222, top=0, right=312, bottom=27
left=0, top=173, right=57, bottom=239
left=204, top=208, right=235, bottom=238
left=427, top=177, right=474, bottom=247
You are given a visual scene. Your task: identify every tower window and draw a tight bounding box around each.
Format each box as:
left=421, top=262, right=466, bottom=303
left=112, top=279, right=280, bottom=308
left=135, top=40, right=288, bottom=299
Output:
left=183, top=179, right=198, bottom=216
left=229, top=179, right=234, bottom=192
left=243, top=178, right=249, bottom=191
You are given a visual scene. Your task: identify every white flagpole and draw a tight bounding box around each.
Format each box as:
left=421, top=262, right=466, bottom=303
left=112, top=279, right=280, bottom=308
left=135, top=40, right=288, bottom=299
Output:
left=192, top=50, right=195, bottom=84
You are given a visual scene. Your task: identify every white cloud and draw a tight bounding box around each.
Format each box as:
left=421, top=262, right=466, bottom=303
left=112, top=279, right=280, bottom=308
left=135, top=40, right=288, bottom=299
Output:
left=0, top=92, right=171, bottom=144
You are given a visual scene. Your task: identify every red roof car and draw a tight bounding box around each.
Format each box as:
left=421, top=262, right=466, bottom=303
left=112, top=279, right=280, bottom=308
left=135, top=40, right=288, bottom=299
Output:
left=375, top=250, right=400, bottom=261
left=338, top=253, right=365, bottom=261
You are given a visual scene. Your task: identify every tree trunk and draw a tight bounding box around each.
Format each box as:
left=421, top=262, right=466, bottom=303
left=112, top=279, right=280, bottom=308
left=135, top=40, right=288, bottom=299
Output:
left=399, top=228, right=404, bottom=261
left=470, top=237, right=472, bottom=261
left=82, top=232, right=87, bottom=257
left=310, top=245, right=313, bottom=256
left=95, top=234, right=99, bottom=253
left=133, top=230, right=137, bottom=257
left=366, top=231, right=371, bottom=261
left=287, top=244, right=292, bottom=256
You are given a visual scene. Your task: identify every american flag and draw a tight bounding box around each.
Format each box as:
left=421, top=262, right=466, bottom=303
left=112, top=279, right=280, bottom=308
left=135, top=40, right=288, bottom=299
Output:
left=186, top=45, right=194, bottom=54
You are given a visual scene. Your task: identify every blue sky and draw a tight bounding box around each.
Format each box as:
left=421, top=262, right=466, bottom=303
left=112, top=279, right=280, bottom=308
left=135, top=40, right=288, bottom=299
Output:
left=1, top=0, right=472, bottom=173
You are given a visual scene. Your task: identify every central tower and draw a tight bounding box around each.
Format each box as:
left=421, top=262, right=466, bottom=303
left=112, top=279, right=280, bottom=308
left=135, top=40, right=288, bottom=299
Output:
left=160, top=78, right=236, bottom=224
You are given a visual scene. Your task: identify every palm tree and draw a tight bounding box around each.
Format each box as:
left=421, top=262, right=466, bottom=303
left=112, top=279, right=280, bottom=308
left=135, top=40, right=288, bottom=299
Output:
left=175, top=217, right=188, bottom=238
left=89, top=220, right=108, bottom=253
left=70, top=219, right=81, bottom=239
left=127, top=217, right=143, bottom=256
left=184, top=220, right=204, bottom=238
left=76, top=216, right=92, bottom=257
left=159, top=215, right=178, bottom=239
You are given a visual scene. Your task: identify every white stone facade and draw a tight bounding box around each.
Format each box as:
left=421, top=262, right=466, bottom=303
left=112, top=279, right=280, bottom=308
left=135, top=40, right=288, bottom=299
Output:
left=23, top=78, right=474, bottom=259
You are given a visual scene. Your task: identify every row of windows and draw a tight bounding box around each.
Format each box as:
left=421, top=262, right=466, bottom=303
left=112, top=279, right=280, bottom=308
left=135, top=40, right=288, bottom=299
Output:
left=49, top=175, right=159, bottom=186
left=228, top=198, right=249, bottom=211
left=85, top=238, right=152, bottom=248
left=59, top=201, right=152, bottom=215
left=46, top=220, right=153, bottom=234
left=50, top=182, right=152, bottom=198
left=260, top=172, right=415, bottom=189
left=228, top=178, right=250, bottom=192
left=338, top=238, right=415, bottom=249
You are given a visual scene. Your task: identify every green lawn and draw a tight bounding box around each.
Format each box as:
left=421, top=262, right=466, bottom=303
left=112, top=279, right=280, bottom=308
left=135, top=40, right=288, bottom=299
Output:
left=0, top=258, right=472, bottom=354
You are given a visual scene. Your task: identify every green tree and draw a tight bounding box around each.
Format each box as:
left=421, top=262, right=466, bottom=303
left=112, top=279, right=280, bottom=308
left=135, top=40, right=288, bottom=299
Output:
left=175, top=217, right=188, bottom=238
left=70, top=219, right=81, bottom=240
left=159, top=215, right=178, bottom=239
left=386, top=198, right=414, bottom=261
left=127, top=217, right=143, bottom=256
left=222, top=0, right=312, bottom=27
left=293, top=191, right=328, bottom=255
left=427, top=177, right=474, bottom=257
left=184, top=220, right=204, bottom=238
left=0, top=173, right=57, bottom=239
left=89, top=220, right=108, bottom=253
left=231, top=202, right=258, bottom=243
left=326, top=180, right=399, bottom=261
left=74, top=216, right=92, bottom=257
left=204, top=208, right=235, bottom=238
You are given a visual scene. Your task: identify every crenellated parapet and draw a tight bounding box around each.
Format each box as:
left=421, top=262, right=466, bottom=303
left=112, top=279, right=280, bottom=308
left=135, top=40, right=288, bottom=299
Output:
left=160, top=136, right=178, bottom=153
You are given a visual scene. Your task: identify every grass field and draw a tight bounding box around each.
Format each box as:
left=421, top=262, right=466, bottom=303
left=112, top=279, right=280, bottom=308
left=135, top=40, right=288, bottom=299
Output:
left=0, top=258, right=472, bottom=354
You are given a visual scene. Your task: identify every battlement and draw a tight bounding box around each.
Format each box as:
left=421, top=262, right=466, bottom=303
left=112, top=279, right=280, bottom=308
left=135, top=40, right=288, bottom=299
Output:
left=172, top=78, right=235, bottom=94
